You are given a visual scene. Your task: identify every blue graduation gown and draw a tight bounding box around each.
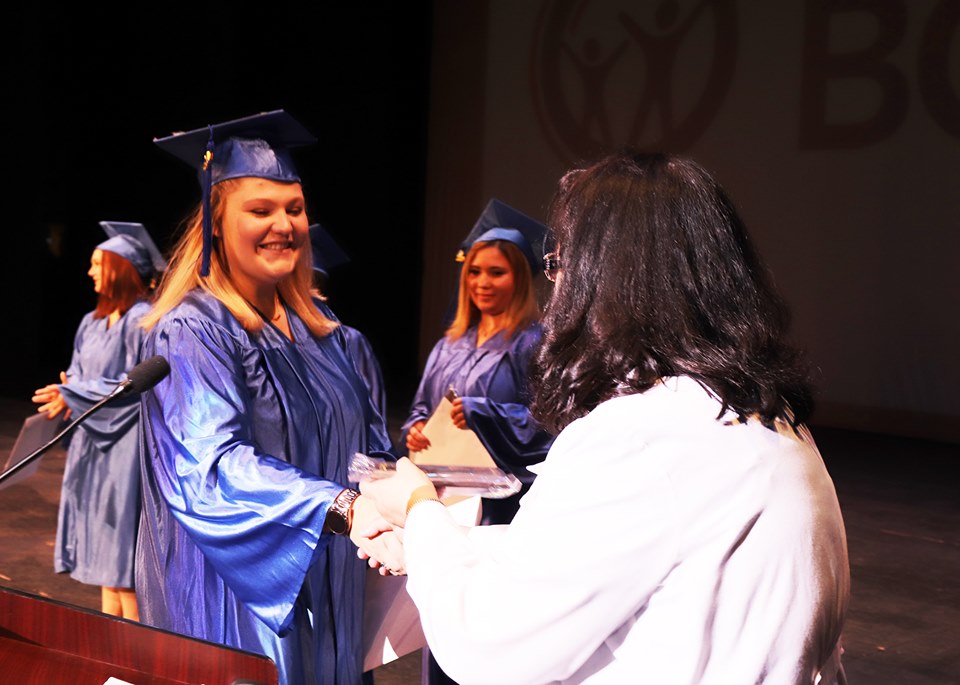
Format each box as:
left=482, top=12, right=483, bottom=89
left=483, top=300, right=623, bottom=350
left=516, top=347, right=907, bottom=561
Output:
left=136, top=290, right=392, bottom=685
left=310, top=297, right=388, bottom=441
left=55, top=300, right=149, bottom=587
left=400, top=322, right=554, bottom=525
left=311, top=297, right=391, bottom=455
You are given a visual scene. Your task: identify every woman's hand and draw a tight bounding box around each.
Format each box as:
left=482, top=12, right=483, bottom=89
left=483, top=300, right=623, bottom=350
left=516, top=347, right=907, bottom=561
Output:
left=450, top=397, right=468, bottom=429
left=405, top=420, right=431, bottom=452
left=350, top=494, right=407, bottom=576
left=32, top=372, right=71, bottom=420
left=360, top=457, right=437, bottom=528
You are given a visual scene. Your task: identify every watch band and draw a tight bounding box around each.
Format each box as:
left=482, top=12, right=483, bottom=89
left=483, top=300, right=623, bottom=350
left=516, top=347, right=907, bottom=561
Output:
left=324, top=488, right=360, bottom=535
left=405, top=485, right=442, bottom=521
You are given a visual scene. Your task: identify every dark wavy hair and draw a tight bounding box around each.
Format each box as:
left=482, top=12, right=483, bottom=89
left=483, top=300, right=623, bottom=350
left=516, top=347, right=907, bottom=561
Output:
left=529, top=150, right=814, bottom=435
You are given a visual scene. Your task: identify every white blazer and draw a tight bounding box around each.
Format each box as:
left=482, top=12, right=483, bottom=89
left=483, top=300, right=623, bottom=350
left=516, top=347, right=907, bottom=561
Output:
left=403, top=376, right=850, bottom=685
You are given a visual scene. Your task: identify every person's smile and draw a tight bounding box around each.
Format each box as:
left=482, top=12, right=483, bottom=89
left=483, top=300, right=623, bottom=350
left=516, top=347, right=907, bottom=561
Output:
left=258, top=238, right=295, bottom=253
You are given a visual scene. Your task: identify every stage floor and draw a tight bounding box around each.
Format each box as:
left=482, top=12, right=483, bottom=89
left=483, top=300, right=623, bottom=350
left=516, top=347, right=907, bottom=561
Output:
left=0, top=396, right=956, bottom=684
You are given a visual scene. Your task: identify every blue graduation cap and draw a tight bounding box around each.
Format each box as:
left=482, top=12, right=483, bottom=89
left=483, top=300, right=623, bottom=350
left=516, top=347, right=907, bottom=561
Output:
left=153, top=110, right=317, bottom=276
left=456, top=199, right=549, bottom=273
left=97, top=221, right=167, bottom=278
left=309, top=224, right=350, bottom=277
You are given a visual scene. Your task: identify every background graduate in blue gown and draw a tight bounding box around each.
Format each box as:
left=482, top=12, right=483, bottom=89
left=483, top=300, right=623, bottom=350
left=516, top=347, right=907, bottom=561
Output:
left=32, top=220, right=166, bottom=620
left=309, top=222, right=390, bottom=429
left=137, top=111, right=402, bottom=685
left=400, top=199, right=557, bottom=685
left=402, top=199, right=556, bottom=525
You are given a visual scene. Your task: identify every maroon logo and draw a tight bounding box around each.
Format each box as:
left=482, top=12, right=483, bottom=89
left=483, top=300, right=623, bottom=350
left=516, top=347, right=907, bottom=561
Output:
left=531, top=0, right=739, bottom=164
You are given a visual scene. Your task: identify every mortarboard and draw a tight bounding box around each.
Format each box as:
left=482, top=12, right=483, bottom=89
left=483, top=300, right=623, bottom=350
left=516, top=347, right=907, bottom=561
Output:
left=153, top=110, right=317, bottom=276
left=456, top=199, right=549, bottom=273
left=309, top=224, right=351, bottom=277
left=97, top=221, right=167, bottom=277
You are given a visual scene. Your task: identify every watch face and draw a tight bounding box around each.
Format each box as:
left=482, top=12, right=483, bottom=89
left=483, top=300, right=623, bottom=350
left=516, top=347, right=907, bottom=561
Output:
left=330, top=515, right=348, bottom=536
left=326, top=489, right=359, bottom=535
left=327, top=511, right=347, bottom=535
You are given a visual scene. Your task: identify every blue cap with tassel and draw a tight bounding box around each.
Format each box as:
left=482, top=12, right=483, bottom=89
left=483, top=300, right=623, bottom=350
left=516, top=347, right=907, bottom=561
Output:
left=153, top=110, right=316, bottom=276
left=455, top=198, right=549, bottom=274
left=97, top=221, right=167, bottom=278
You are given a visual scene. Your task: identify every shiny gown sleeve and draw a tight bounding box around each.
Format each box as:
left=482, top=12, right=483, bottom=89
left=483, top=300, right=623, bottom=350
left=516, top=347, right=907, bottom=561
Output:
left=142, top=317, right=343, bottom=634
left=460, top=396, right=553, bottom=481
left=59, top=310, right=144, bottom=451
left=460, top=327, right=553, bottom=482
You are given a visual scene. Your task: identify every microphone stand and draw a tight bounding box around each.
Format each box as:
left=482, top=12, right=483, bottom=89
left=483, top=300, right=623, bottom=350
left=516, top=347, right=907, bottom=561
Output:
left=0, top=382, right=131, bottom=487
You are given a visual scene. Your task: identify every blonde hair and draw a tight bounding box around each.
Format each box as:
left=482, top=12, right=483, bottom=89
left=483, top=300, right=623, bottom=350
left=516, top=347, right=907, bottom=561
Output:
left=141, top=179, right=337, bottom=337
left=445, top=240, right=538, bottom=341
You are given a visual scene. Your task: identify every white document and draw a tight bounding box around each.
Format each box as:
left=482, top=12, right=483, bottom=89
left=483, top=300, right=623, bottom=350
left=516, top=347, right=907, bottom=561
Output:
left=362, top=496, right=482, bottom=671
left=409, top=396, right=496, bottom=469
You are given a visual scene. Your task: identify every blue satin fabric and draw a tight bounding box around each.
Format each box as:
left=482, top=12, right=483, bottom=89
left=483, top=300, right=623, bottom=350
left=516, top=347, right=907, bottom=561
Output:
left=400, top=323, right=555, bottom=525
left=313, top=297, right=391, bottom=454
left=136, top=290, right=393, bottom=685
left=339, top=324, right=389, bottom=431
left=55, top=301, right=150, bottom=587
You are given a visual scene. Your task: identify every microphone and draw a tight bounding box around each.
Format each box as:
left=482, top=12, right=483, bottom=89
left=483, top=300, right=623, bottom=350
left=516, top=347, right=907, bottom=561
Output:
left=107, top=355, right=171, bottom=398
left=0, top=356, right=170, bottom=487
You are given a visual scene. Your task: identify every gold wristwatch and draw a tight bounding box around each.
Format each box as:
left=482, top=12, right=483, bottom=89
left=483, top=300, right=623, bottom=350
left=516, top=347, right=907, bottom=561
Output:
left=324, top=488, right=360, bottom=535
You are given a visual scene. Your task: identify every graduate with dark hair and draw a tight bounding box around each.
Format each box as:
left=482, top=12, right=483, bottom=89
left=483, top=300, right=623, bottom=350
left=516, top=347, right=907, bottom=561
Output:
left=362, top=152, right=850, bottom=685
left=309, top=222, right=389, bottom=427
left=33, top=221, right=165, bottom=620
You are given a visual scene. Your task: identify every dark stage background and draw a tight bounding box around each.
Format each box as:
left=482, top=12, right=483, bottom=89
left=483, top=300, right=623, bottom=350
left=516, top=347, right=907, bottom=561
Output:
left=3, top=4, right=432, bottom=410
left=6, top=2, right=958, bottom=445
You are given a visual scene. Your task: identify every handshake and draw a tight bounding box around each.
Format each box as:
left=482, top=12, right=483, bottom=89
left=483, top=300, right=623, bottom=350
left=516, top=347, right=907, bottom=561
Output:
left=346, top=454, right=521, bottom=576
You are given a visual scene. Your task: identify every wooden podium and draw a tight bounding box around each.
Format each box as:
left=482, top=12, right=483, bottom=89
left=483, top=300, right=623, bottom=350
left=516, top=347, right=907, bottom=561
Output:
left=0, top=584, right=278, bottom=684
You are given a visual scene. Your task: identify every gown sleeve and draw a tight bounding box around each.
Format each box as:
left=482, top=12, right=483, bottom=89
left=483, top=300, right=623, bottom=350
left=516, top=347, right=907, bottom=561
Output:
left=59, top=310, right=145, bottom=452
left=460, top=326, right=553, bottom=481
left=142, top=316, right=345, bottom=634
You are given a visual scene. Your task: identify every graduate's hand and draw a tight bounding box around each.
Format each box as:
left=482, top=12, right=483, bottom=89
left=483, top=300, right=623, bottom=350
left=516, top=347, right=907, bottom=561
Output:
left=350, top=495, right=406, bottom=576
left=405, top=420, right=431, bottom=452
left=450, top=397, right=467, bottom=429
left=360, top=457, right=437, bottom=528
left=32, top=373, right=71, bottom=420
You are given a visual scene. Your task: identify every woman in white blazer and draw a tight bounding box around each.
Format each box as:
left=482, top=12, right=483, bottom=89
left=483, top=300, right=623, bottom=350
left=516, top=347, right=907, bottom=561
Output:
left=361, top=151, right=850, bottom=685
